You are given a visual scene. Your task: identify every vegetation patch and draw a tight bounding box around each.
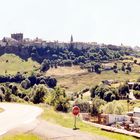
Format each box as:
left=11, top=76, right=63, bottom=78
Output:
left=0, top=108, right=4, bottom=113
left=0, top=133, right=41, bottom=140
left=41, top=107, right=136, bottom=140
left=0, top=54, right=39, bottom=75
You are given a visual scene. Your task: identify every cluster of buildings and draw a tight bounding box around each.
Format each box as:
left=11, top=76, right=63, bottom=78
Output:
left=0, top=33, right=47, bottom=46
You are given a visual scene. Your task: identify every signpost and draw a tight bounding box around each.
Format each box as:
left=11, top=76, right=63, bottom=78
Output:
left=72, top=106, right=80, bottom=130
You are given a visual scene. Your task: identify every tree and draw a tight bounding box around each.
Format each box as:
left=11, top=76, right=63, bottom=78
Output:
left=47, top=87, right=70, bottom=112
left=103, top=91, right=113, bottom=102
left=21, top=79, right=31, bottom=89
left=119, top=84, right=129, bottom=97
left=134, top=60, right=137, bottom=64
left=63, top=60, right=72, bottom=67
left=94, top=63, right=101, bottom=74
left=90, top=85, right=98, bottom=98
left=12, top=85, right=18, bottom=95
left=126, top=63, right=132, bottom=72
left=5, top=89, right=11, bottom=102
left=40, top=59, right=50, bottom=72
left=31, top=85, right=48, bottom=104
left=91, top=96, right=106, bottom=116
left=121, top=63, right=125, bottom=71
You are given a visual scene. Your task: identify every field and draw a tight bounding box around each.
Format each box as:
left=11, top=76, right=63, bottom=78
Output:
left=46, top=66, right=87, bottom=76
left=0, top=54, right=40, bottom=75
left=47, top=63, right=140, bottom=92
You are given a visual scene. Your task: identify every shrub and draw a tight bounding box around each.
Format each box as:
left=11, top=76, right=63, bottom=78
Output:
left=90, top=85, right=98, bottom=98
left=0, top=86, right=5, bottom=94
left=31, top=85, right=48, bottom=104
left=12, top=85, right=18, bottom=95
left=102, top=101, right=125, bottom=115
left=21, top=79, right=31, bottom=89
left=119, top=84, right=129, bottom=97
left=40, top=59, right=50, bottom=72
left=74, top=101, right=90, bottom=113
left=91, top=96, right=106, bottom=116
left=48, top=87, right=70, bottom=112
left=133, top=90, right=140, bottom=99
left=23, top=96, right=29, bottom=101
left=0, top=93, right=4, bottom=102
left=103, top=91, right=114, bottom=102
left=5, top=89, right=12, bottom=102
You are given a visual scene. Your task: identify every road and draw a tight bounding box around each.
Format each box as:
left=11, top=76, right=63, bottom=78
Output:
left=0, top=103, right=43, bottom=135
left=0, top=103, right=108, bottom=140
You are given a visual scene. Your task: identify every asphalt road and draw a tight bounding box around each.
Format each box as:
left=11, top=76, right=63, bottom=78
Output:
left=0, top=103, right=108, bottom=140
left=0, top=103, right=43, bottom=135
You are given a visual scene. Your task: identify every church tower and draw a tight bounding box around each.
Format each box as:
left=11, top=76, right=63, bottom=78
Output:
left=70, top=35, right=73, bottom=43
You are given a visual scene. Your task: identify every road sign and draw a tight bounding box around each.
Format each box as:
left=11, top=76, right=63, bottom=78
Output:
left=72, top=106, right=80, bottom=130
left=72, top=106, right=80, bottom=116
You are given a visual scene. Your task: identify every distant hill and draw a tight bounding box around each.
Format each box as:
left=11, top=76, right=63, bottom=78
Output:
left=0, top=41, right=134, bottom=66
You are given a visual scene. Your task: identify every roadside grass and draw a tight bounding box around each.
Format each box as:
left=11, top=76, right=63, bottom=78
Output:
left=41, top=107, right=136, bottom=140
left=0, top=54, right=40, bottom=75
left=0, top=108, right=4, bottom=113
left=116, top=100, right=140, bottom=113
left=0, top=134, right=41, bottom=140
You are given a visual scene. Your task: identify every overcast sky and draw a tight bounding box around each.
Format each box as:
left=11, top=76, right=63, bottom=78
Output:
left=0, top=0, right=140, bottom=46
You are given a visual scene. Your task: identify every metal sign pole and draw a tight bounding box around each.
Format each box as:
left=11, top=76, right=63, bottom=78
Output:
left=73, top=116, right=76, bottom=130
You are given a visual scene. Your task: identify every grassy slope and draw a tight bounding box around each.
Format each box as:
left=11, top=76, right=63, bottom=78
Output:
left=0, top=134, right=41, bottom=140
left=0, top=54, right=140, bottom=93
left=41, top=107, right=136, bottom=140
left=0, top=54, right=40, bottom=75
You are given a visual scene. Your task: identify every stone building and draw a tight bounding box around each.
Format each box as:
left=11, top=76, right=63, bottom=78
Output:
left=11, top=33, right=23, bottom=41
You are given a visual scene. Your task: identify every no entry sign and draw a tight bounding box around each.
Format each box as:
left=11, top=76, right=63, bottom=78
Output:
left=72, top=106, right=80, bottom=116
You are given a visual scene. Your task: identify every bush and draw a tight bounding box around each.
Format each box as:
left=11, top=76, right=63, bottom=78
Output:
left=119, top=84, right=129, bottom=97
left=91, top=96, right=106, bottom=116
left=31, top=85, right=48, bottom=104
left=12, top=85, right=18, bottom=95
left=133, top=90, right=140, bottom=99
left=90, top=85, right=98, bottom=98
left=103, top=91, right=114, bottom=102
left=5, top=89, right=12, bottom=102
left=21, top=79, right=31, bottom=89
left=23, top=96, right=29, bottom=101
left=0, top=86, right=5, bottom=94
left=46, top=77, right=57, bottom=88
left=0, top=93, right=4, bottom=102
left=40, top=59, right=50, bottom=72
left=47, top=87, right=70, bottom=112
left=11, top=94, right=25, bottom=103
left=102, top=101, right=125, bottom=115
left=74, top=101, right=90, bottom=113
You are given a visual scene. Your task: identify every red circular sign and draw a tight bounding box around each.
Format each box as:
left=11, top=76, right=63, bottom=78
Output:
left=72, top=106, right=80, bottom=116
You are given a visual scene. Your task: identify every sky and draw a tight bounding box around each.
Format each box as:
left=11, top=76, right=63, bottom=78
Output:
left=0, top=0, right=140, bottom=46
